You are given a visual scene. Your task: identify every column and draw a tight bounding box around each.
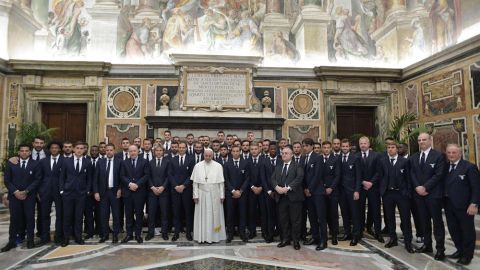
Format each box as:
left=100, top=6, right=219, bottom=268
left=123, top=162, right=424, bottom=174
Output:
left=89, top=0, right=120, bottom=60
left=291, top=1, right=330, bottom=61
left=262, top=0, right=291, bottom=60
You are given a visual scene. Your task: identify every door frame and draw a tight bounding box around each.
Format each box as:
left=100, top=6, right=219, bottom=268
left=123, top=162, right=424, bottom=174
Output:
left=23, top=87, right=100, bottom=145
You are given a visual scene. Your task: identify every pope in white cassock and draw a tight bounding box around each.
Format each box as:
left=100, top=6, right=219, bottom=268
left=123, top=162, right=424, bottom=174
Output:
left=192, top=148, right=226, bottom=243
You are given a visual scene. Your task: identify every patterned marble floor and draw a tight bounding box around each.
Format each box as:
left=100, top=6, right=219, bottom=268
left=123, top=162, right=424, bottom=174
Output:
left=0, top=205, right=479, bottom=270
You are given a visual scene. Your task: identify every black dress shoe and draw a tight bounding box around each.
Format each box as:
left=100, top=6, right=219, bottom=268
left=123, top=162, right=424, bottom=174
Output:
left=366, top=228, right=375, bottom=236
left=374, top=233, right=384, bottom=243
left=350, top=238, right=358, bottom=246
left=339, top=234, right=352, bottom=241
left=84, top=234, right=93, bottom=240
left=145, top=234, right=154, bottom=241
left=99, top=236, right=109, bottom=243
left=172, top=234, right=179, bottom=241
left=434, top=251, right=445, bottom=261
left=61, top=239, right=69, bottom=247
left=248, top=232, right=257, bottom=239
left=162, top=234, right=169, bottom=241
left=303, top=238, right=317, bottom=245
left=447, top=251, right=462, bottom=259
left=54, top=237, right=62, bottom=244
left=1, top=242, right=16, bottom=252
left=293, top=241, right=300, bottom=250
left=457, top=257, right=472, bottom=265
left=38, top=239, right=51, bottom=246
left=240, top=234, right=248, bottom=243
left=135, top=236, right=143, bottom=244
left=226, top=235, right=233, bottom=243
left=316, top=242, right=327, bottom=250
left=186, top=233, right=193, bottom=241
left=405, top=244, right=414, bottom=253
left=75, top=239, right=85, bottom=245
left=277, top=241, right=290, bottom=248
left=27, top=240, right=35, bottom=249
left=331, top=235, right=338, bottom=245
left=122, top=235, right=133, bottom=243
left=385, top=239, right=398, bottom=248
left=112, top=235, right=118, bottom=244
left=415, top=245, right=433, bottom=253
left=265, top=236, right=273, bottom=243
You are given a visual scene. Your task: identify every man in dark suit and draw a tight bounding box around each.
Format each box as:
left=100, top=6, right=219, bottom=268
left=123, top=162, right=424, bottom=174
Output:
left=216, top=145, right=230, bottom=166
left=355, top=136, right=384, bottom=243
left=32, top=136, right=48, bottom=239
left=84, top=144, right=101, bottom=239
left=146, top=145, right=170, bottom=241
left=444, top=144, right=479, bottom=265
left=301, top=138, right=327, bottom=250
left=140, top=138, right=154, bottom=162
left=38, top=141, right=64, bottom=246
left=320, top=141, right=341, bottom=245
left=115, top=137, right=130, bottom=233
left=409, top=132, right=446, bottom=260
left=168, top=142, right=195, bottom=241
left=60, top=142, right=93, bottom=247
left=93, top=143, right=122, bottom=244
left=120, top=144, right=150, bottom=243
left=377, top=141, right=414, bottom=253
left=224, top=145, right=250, bottom=242
left=271, top=146, right=304, bottom=250
left=261, top=142, right=281, bottom=242
left=1, top=144, right=41, bottom=252
left=338, top=139, right=361, bottom=246
left=247, top=143, right=267, bottom=240
left=193, top=142, right=204, bottom=164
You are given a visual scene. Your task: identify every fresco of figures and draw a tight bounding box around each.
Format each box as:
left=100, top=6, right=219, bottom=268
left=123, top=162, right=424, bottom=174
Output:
left=29, top=0, right=473, bottom=66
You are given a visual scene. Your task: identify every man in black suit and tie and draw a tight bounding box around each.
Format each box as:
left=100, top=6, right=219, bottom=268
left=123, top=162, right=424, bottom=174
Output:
left=262, top=142, right=281, bottom=242
left=120, top=145, right=150, bottom=244
left=168, top=142, right=195, bottom=241
left=320, top=141, right=341, bottom=245
left=444, top=144, right=479, bottom=265
left=224, top=146, right=250, bottom=242
left=163, top=130, right=173, bottom=153
left=1, top=144, right=41, bottom=252
left=146, top=145, right=170, bottom=241
left=60, top=142, right=93, bottom=246
left=141, top=138, right=154, bottom=161
left=32, top=136, right=47, bottom=240
left=241, top=140, right=251, bottom=160
left=193, top=142, right=204, bottom=164
left=271, top=146, right=304, bottom=250
left=115, top=137, right=130, bottom=232
left=377, top=141, right=414, bottom=253
left=38, top=141, right=64, bottom=246
left=84, top=145, right=101, bottom=239
left=216, top=145, right=230, bottom=166
left=338, top=139, right=361, bottom=246
left=247, top=143, right=266, bottom=240
left=355, top=136, right=384, bottom=243
left=409, top=132, right=446, bottom=260
left=93, top=143, right=122, bottom=244
left=186, top=133, right=195, bottom=156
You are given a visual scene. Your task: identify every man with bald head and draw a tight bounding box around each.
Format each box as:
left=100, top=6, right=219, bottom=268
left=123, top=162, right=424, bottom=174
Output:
left=120, top=145, right=151, bottom=244
left=409, top=133, right=446, bottom=260
left=443, top=144, right=479, bottom=265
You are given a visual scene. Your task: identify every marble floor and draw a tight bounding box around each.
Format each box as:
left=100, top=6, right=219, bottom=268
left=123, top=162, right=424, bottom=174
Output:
left=0, top=205, right=479, bottom=270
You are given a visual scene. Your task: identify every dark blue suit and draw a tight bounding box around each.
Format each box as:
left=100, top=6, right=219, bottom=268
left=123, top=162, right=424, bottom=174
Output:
left=261, top=155, right=281, bottom=238
left=148, top=157, right=170, bottom=236
left=355, top=150, right=382, bottom=235
left=4, top=159, right=41, bottom=243
left=60, top=156, right=93, bottom=240
left=377, top=156, right=412, bottom=243
left=114, top=151, right=129, bottom=231
left=120, top=157, right=150, bottom=237
left=444, top=159, right=480, bottom=259
left=168, top=154, right=194, bottom=234
left=409, top=149, right=446, bottom=251
left=247, top=155, right=267, bottom=236
left=84, top=157, right=101, bottom=237
left=338, top=152, right=361, bottom=238
left=94, top=156, right=121, bottom=237
left=38, top=155, right=64, bottom=242
left=224, top=158, right=250, bottom=236
left=320, top=155, right=341, bottom=237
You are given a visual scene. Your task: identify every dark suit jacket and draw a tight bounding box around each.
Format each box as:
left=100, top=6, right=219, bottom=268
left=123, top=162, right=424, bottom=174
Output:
left=339, top=152, right=358, bottom=193
left=4, top=159, right=41, bottom=196
left=60, top=156, right=93, bottom=197
left=94, top=157, right=121, bottom=195
left=261, top=155, right=282, bottom=192
left=355, top=151, right=381, bottom=192
left=376, top=156, right=411, bottom=197
left=115, top=151, right=129, bottom=161
left=149, top=158, right=170, bottom=194
left=301, top=152, right=323, bottom=195
left=120, top=157, right=150, bottom=197
left=216, top=156, right=230, bottom=166
left=270, top=161, right=304, bottom=202
left=320, top=155, right=341, bottom=191
left=444, top=159, right=480, bottom=209
left=409, top=149, right=446, bottom=198
left=168, top=154, right=194, bottom=188
left=224, top=158, right=250, bottom=193
left=38, top=155, right=64, bottom=196
left=247, top=156, right=264, bottom=188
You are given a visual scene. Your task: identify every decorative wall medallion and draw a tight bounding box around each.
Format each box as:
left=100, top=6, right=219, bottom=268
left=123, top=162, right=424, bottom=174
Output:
left=288, top=88, right=319, bottom=119
left=107, top=86, right=141, bottom=119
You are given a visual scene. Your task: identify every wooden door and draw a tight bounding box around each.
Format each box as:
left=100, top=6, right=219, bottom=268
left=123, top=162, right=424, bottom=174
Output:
left=42, top=103, right=87, bottom=142
left=336, top=106, right=376, bottom=140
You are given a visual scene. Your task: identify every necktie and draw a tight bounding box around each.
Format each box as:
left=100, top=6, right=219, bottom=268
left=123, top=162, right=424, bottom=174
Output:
left=124, top=152, right=128, bottom=160
left=235, top=160, right=239, bottom=168
left=132, top=159, right=135, bottom=168
left=76, top=159, right=80, bottom=173
left=197, top=155, right=200, bottom=163
left=282, top=164, right=288, bottom=177
left=271, top=159, right=275, bottom=166
left=362, top=152, right=367, bottom=164
left=21, top=160, right=26, bottom=169
left=92, top=158, right=96, bottom=169
left=343, top=155, right=347, bottom=163
left=324, top=156, right=327, bottom=163
left=223, top=158, right=226, bottom=164
left=390, top=158, right=395, bottom=166
left=106, top=159, right=111, bottom=182
left=52, top=157, right=57, bottom=170
left=306, top=155, right=309, bottom=165
left=157, top=158, right=161, bottom=167
left=253, top=158, right=257, bottom=165
left=37, top=152, right=40, bottom=160
left=146, top=152, right=150, bottom=161
left=295, top=157, right=299, bottom=163
left=180, top=156, right=184, bottom=167
left=449, top=163, right=456, bottom=173
left=420, top=152, right=426, bottom=166
left=244, top=154, right=247, bottom=160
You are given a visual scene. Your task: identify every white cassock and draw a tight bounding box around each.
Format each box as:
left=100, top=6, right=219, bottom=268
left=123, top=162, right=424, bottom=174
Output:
left=192, top=160, right=226, bottom=243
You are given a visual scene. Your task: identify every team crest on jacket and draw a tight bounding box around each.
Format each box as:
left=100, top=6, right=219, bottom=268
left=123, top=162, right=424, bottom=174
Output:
left=310, top=164, right=315, bottom=168
left=241, top=170, right=245, bottom=174
left=429, top=163, right=435, bottom=168
left=400, top=169, right=404, bottom=173
left=329, top=166, right=333, bottom=170
left=459, top=175, right=465, bottom=180
left=349, top=165, right=353, bottom=169
left=29, top=171, right=32, bottom=175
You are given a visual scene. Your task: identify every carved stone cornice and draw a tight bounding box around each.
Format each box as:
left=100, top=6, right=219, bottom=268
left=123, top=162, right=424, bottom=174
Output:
left=8, top=59, right=112, bottom=76
left=169, top=54, right=263, bottom=67
left=314, top=66, right=403, bottom=82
